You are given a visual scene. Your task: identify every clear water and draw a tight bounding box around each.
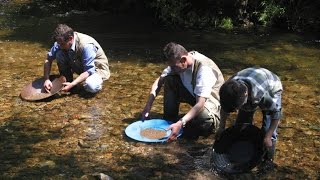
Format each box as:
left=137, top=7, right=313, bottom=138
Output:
left=0, top=1, right=319, bottom=179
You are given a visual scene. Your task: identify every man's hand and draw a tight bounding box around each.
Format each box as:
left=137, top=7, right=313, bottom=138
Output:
left=43, top=79, right=52, bottom=93
left=61, top=82, right=75, bottom=92
left=167, top=121, right=183, bottom=142
left=264, top=135, right=273, bottom=149
left=141, top=105, right=151, bottom=121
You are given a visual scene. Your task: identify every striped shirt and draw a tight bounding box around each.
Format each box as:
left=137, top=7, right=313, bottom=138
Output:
left=232, top=67, right=283, bottom=120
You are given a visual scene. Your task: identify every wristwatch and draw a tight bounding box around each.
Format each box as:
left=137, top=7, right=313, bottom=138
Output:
left=179, top=118, right=187, bottom=128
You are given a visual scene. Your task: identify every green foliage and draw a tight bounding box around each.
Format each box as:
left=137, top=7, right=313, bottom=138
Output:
left=149, top=0, right=188, bottom=26
left=256, top=0, right=285, bottom=27
left=284, top=0, right=320, bottom=32
left=219, top=17, right=233, bottom=30
left=22, top=0, right=319, bottom=32
left=148, top=0, right=217, bottom=28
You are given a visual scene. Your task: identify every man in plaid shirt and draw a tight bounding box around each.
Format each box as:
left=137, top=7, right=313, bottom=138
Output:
left=217, top=67, right=283, bottom=166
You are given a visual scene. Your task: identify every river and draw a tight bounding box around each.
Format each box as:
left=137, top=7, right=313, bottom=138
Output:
left=0, top=1, right=319, bottom=179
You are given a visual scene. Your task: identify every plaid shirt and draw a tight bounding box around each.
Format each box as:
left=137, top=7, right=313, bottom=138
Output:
left=232, top=67, right=283, bottom=120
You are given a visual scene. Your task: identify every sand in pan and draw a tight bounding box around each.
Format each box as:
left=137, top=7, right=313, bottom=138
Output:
left=140, top=128, right=167, bottom=139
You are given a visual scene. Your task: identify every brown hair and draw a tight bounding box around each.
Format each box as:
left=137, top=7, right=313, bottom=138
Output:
left=52, top=24, right=74, bottom=42
left=219, top=79, right=248, bottom=112
left=163, top=42, right=188, bottom=62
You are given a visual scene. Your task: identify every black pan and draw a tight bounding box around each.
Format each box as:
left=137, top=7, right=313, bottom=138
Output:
left=211, top=124, right=265, bottom=174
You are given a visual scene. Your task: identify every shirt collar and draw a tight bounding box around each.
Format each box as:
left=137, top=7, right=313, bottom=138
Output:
left=70, top=32, right=76, bottom=51
left=189, top=54, right=195, bottom=71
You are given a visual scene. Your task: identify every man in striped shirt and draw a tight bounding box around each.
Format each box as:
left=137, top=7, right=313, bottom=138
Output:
left=217, top=67, right=283, bottom=165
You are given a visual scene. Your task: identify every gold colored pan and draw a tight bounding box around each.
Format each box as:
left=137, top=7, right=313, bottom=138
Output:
left=20, top=75, right=66, bottom=101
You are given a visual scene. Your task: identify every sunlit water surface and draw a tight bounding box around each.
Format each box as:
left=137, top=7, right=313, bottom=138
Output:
left=0, top=1, right=319, bottom=179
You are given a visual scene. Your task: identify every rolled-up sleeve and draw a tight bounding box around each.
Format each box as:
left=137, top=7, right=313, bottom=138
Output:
left=47, top=42, right=60, bottom=61
left=160, top=66, right=172, bottom=78
left=194, top=66, right=216, bottom=98
left=261, top=91, right=282, bottom=120
left=270, top=91, right=282, bottom=120
left=82, top=44, right=97, bottom=75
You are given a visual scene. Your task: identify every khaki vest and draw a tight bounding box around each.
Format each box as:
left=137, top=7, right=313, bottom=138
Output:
left=75, top=32, right=110, bottom=80
left=190, top=51, right=224, bottom=117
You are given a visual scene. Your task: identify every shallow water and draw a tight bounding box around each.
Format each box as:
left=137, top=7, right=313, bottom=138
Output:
left=0, top=1, right=319, bottom=179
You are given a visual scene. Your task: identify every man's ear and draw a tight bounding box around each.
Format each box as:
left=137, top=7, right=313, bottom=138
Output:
left=180, top=56, right=187, bottom=63
left=69, top=36, right=74, bottom=41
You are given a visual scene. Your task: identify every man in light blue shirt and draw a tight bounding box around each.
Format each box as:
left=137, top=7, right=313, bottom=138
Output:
left=44, top=24, right=110, bottom=93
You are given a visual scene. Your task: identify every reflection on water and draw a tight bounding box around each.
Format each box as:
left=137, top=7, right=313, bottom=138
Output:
left=0, top=1, right=319, bottom=179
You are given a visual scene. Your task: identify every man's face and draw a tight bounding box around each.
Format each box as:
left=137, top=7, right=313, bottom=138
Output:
left=167, top=56, right=188, bottom=73
left=233, top=90, right=249, bottom=110
left=57, top=37, right=73, bottom=50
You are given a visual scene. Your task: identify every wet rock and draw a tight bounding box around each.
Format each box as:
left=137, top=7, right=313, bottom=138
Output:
left=190, top=171, right=221, bottom=180
left=99, top=144, right=109, bottom=150
left=314, top=139, right=320, bottom=148
left=38, top=160, right=56, bottom=168
left=85, top=125, right=105, bottom=141
left=79, top=114, right=93, bottom=119
left=78, top=139, right=91, bottom=148
left=81, top=173, right=113, bottom=180
left=97, top=173, right=113, bottom=180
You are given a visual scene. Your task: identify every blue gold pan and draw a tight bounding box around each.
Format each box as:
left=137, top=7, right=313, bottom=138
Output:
left=125, top=119, right=183, bottom=143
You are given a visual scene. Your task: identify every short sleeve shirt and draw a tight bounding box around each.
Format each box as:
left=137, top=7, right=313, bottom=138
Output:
left=160, top=61, right=217, bottom=98
left=232, top=67, right=283, bottom=119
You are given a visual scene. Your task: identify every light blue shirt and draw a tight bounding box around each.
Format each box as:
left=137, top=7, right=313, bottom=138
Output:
left=47, top=36, right=97, bottom=75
